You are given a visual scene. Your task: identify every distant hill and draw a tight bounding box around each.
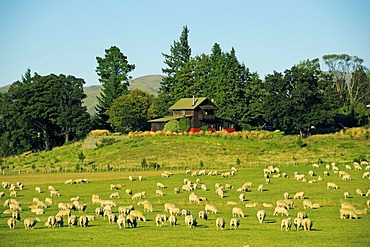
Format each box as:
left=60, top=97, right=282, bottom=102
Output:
left=0, top=75, right=163, bottom=115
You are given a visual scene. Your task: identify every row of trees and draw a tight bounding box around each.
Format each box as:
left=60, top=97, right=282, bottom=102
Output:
left=0, top=26, right=369, bottom=157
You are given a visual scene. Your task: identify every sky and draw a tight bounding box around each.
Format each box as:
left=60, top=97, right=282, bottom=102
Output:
left=0, top=0, right=369, bottom=87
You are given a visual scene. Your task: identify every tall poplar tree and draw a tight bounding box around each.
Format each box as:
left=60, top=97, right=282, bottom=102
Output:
left=95, top=46, right=135, bottom=129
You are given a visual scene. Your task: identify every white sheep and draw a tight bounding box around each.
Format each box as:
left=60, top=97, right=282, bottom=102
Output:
left=327, top=182, right=339, bottom=189
left=129, top=210, right=146, bottom=221
left=126, top=215, right=137, bottom=228
left=256, top=210, right=266, bottom=223
left=117, top=215, right=126, bottom=229
left=283, top=192, right=289, bottom=199
left=303, top=200, right=313, bottom=209
left=215, top=217, right=225, bottom=230
left=185, top=215, right=197, bottom=229
left=174, top=187, right=180, bottom=194
left=168, top=215, right=177, bottom=226
left=344, top=192, right=350, bottom=199
left=257, top=184, right=264, bottom=192
left=232, top=207, right=245, bottom=217
left=245, top=202, right=258, bottom=208
left=68, top=215, right=77, bottom=227
left=273, top=206, right=289, bottom=216
left=198, top=210, right=208, bottom=220
left=293, top=217, right=303, bottom=231
left=239, top=193, right=245, bottom=202
left=293, top=191, right=304, bottom=200
left=142, top=201, right=153, bottom=213
left=24, top=217, right=40, bottom=230
left=7, top=217, right=17, bottom=229
left=362, top=172, right=370, bottom=178
left=79, top=215, right=89, bottom=227
left=164, top=203, right=176, bottom=212
left=156, top=189, right=164, bottom=197
left=345, top=164, right=352, bottom=170
left=262, top=203, right=273, bottom=208
left=227, top=201, right=238, bottom=206
left=156, top=182, right=166, bottom=189
left=155, top=214, right=164, bottom=227
left=45, top=216, right=56, bottom=228
left=302, top=218, right=312, bottom=230
left=340, top=208, right=358, bottom=219
left=169, top=207, right=181, bottom=216
left=280, top=218, right=292, bottom=231
left=189, top=192, right=200, bottom=204
left=229, top=217, right=240, bottom=230
left=205, top=204, right=217, bottom=214
left=356, top=189, right=364, bottom=196
left=297, top=211, right=307, bottom=219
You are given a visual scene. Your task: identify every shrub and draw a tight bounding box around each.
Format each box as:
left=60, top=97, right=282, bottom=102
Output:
left=179, top=117, right=190, bottom=132
left=164, top=120, right=179, bottom=133
left=296, top=138, right=307, bottom=148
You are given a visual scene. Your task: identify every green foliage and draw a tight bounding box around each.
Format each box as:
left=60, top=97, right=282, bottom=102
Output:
left=78, top=151, right=86, bottom=165
left=296, top=138, right=307, bottom=148
left=178, top=116, right=190, bottom=132
left=163, top=120, right=179, bottom=132
left=95, top=46, right=135, bottom=129
left=141, top=158, right=147, bottom=169
left=106, top=89, right=156, bottom=133
left=199, top=160, right=204, bottom=169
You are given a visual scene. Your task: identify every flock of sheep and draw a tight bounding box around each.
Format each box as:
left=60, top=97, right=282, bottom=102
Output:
left=1, top=160, right=369, bottom=235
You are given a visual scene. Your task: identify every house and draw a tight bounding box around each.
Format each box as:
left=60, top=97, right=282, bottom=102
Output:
left=149, top=96, right=237, bottom=133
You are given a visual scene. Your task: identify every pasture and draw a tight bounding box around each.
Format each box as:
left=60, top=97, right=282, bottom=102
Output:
left=0, top=163, right=369, bottom=246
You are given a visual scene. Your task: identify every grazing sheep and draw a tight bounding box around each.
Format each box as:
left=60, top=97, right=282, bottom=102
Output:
left=68, top=215, right=77, bottom=227
left=31, top=208, right=44, bottom=215
left=293, top=217, right=303, bottom=231
left=293, top=191, right=305, bottom=200
left=342, top=174, right=352, bottom=181
left=303, top=200, right=313, bottom=209
left=230, top=217, right=240, bottom=230
left=297, top=211, right=307, bottom=219
left=198, top=210, right=208, bottom=220
left=129, top=210, right=146, bottom=221
left=128, top=176, right=133, bottom=181
left=79, top=215, right=89, bottom=227
left=257, top=184, right=264, bottom=192
left=45, top=216, right=56, bottom=228
left=344, top=192, right=350, bottom=199
left=174, top=187, right=180, bottom=194
left=232, top=207, right=245, bottom=217
left=117, top=216, right=126, bottom=229
left=284, top=192, right=289, bottom=199
left=345, top=165, right=352, bottom=170
left=256, top=210, right=266, bottom=223
left=201, top=184, right=207, bottom=191
left=205, top=204, right=217, bottom=214
left=156, top=189, right=164, bottom=197
left=280, top=218, right=292, bottom=231
left=35, top=187, right=41, bottom=194
left=24, top=217, right=40, bottom=230
left=56, top=209, right=71, bottom=218
left=50, top=190, right=60, bottom=197
left=262, top=203, right=273, bottom=208
left=169, top=207, right=181, bottom=216
left=142, top=201, right=153, bottom=213
left=110, top=192, right=120, bottom=198
left=168, top=214, right=177, bottom=226
left=362, top=172, right=370, bottom=178
left=157, top=182, right=166, bottom=189
left=9, top=190, right=17, bottom=197
left=126, top=215, right=137, bottom=228
left=185, top=215, right=197, bottom=229
left=239, top=193, right=245, bottom=202
left=341, top=202, right=356, bottom=210
left=340, top=208, right=358, bottom=219
left=312, top=163, right=320, bottom=168
left=189, top=192, right=200, bottom=204
left=327, top=182, right=339, bottom=189
left=164, top=203, right=176, bottom=212
left=324, top=171, right=330, bottom=176
left=12, top=211, right=21, bottom=221
left=7, top=218, right=17, bottom=229
left=245, top=202, right=258, bottom=208
left=215, top=217, right=225, bottom=230
left=77, top=204, right=87, bottom=213
left=273, top=206, right=289, bottom=216
left=356, top=189, right=364, bottom=196
left=227, top=201, right=238, bottom=206
left=302, top=218, right=312, bottom=230
left=155, top=214, right=164, bottom=227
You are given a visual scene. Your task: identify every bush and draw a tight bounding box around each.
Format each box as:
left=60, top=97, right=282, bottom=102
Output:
left=179, top=117, right=190, bottom=132
left=163, top=120, right=179, bottom=133
left=296, top=138, right=307, bottom=148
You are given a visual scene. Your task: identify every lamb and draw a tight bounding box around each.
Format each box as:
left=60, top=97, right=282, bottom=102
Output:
left=198, top=210, right=208, bottom=220
left=232, top=207, right=245, bottom=217
left=245, top=202, right=258, bottom=208
left=110, top=192, right=120, bottom=198
left=344, top=192, right=350, bottom=199
left=302, top=218, right=312, bottom=230
left=297, top=211, right=307, bottom=219
left=24, top=217, right=41, bottom=230
left=155, top=214, right=164, bottom=227
left=164, top=203, right=176, bottom=212
left=169, top=207, right=181, bottom=216
left=129, top=210, right=146, bottom=221
left=327, top=182, right=339, bottom=189
left=340, top=208, right=358, bottom=219
left=7, top=217, right=17, bottom=229
left=284, top=192, right=289, bottom=199
left=293, top=191, right=304, bottom=200
left=256, top=210, right=266, bottom=223
left=185, top=215, right=197, bottom=229
left=273, top=206, right=289, bottom=216
left=280, top=218, right=292, bottom=231
left=201, top=184, right=207, bottom=191
left=205, top=204, right=217, bottom=214
left=35, top=187, right=41, bottom=193
left=239, top=193, right=245, bottom=202
left=257, top=184, right=264, bottom=192
left=142, top=201, right=153, bottom=212
left=189, top=192, right=200, bottom=204
left=45, top=216, right=56, bottom=228
left=303, top=200, right=313, bottom=209
left=125, top=189, right=133, bottom=195
left=227, top=201, right=238, bottom=206
left=174, top=187, right=180, bottom=194
left=215, top=217, right=225, bottom=230
left=356, top=189, right=364, bottom=196
left=126, top=215, right=137, bottom=228
left=68, top=215, right=77, bottom=227
left=168, top=214, right=177, bottom=226
left=230, top=217, right=240, bottom=230
left=362, top=171, right=370, bottom=178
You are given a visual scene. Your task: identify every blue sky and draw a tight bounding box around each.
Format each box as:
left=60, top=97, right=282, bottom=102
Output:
left=0, top=0, right=369, bottom=87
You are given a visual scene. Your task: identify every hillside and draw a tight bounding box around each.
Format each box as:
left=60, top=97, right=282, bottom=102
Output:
left=0, top=75, right=163, bottom=115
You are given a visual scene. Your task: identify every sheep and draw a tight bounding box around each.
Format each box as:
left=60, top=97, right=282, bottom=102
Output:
left=79, top=215, right=89, bottom=227
left=354, top=209, right=367, bottom=215
left=126, top=215, right=137, bottom=228
left=132, top=191, right=145, bottom=200
left=77, top=204, right=87, bottom=213
left=189, top=192, right=200, bottom=204
left=184, top=215, right=197, bottom=229
left=155, top=214, right=164, bottom=227
left=280, top=218, right=292, bottom=231
left=174, top=187, right=180, bottom=194
left=362, top=171, right=370, bottom=178
left=297, top=211, right=307, bottom=219
left=308, top=170, right=314, bottom=176
left=12, top=210, right=21, bottom=221
left=345, top=164, right=352, bottom=170
left=205, top=204, right=217, bottom=214
left=138, top=175, right=143, bottom=181
left=344, top=192, right=350, bottom=199
left=125, top=189, right=133, bottom=195
left=201, top=184, right=207, bottom=191
left=312, top=163, right=320, bottom=168
left=10, top=190, right=17, bottom=197
left=302, top=218, right=312, bottom=230
left=245, top=202, right=258, bottom=208
left=56, top=209, right=71, bottom=218
left=45, top=216, right=56, bottom=228
left=31, top=208, right=44, bottom=215
left=293, top=191, right=304, bottom=200
left=24, top=217, right=41, bottom=230
left=215, top=217, right=225, bottom=230
left=356, top=189, right=364, bottom=196
left=239, top=193, right=245, bottom=202
left=117, top=215, right=126, bottom=229
left=128, top=175, right=133, bottom=181
left=276, top=200, right=288, bottom=209
left=273, top=206, right=289, bottom=216
left=35, top=187, right=41, bottom=193
left=225, top=183, right=233, bottom=189
left=257, top=184, right=264, bottom=192
left=324, top=171, right=330, bottom=176
left=129, top=210, right=146, bottom=221
left=293, top=217, right=303, bottom=231
left=232, top=207, right=245, bottom=217
left=182, top=184, right=192, bottom=192
left=327, top=182, right=339, bottom=189
left=303, top=200, right=313, bottom=209
left=164, top=203, right=176, bottom=212
left=50, top=190, right=60, bottom=197
left=156, top=182, right=166, bottom=189
left=156, top=190, right=164, bottom=196
left=198, top=210, right=208, bottom=220
left=143, top=201, right=153, bottom=213
left=230, top=217, right=240, bottom=230
left=341, top=202, right=356, bottom=211
left=68, top=215, right=77, bottom=227
left=7, top=217, right=17, bottom=229
left=168, top=214, right=177, bottom=226
left=342, top=174, right=352, bottom=181
left=227, top=201, right=238, bottom=206
left=256, top=210, right=266, bottom=223
left=90, top=129, right=110, bottom=136
left=262, top=203, right=273, bottom=208
left=340, top=208, right=358, bottom=219
left=284, top=192, right=289, bottom=199
left=169, top=207, right=181, bottom=216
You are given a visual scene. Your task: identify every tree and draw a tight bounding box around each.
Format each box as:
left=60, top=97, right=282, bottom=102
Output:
left=106, top=89, right=156, bottom=133
left=178, top=116, right=190, bottom=132
left=158, top=26, right=192, bottom=115
left=96, top=46, right=135, bottom=129
left=264, top=59, right=338, bottom=137
left=322, top=54, right=370, bottom=126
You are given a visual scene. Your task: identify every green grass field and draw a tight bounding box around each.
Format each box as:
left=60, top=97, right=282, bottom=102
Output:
left=0, top=163, right=369, bottom=246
